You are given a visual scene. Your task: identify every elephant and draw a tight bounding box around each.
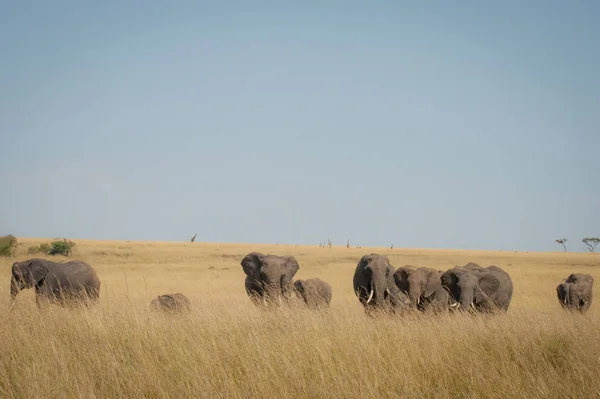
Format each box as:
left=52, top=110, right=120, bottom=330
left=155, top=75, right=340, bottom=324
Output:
left=240, top=252, right=300, bottom=306
left=556, top=273, right=594, bottom=313
left=393, top=266, right=449, bottom=312
left=352, top=253, right=410, bottom=314
left=150, top=293, right=191, bottom=313
left=10, top=258, right=100, bottom=308
left=441, top=263, right=513, bottom=313
left=293, top=278, right=332, bottom=308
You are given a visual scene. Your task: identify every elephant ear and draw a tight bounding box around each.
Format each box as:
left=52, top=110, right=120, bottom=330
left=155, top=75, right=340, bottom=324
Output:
left=556, top=283, right=569, bottom=304
left=284, top=256, right=300, bottom=281
left=240, top=252, right=264, bottom=277
left=474, top=272, right=501, bottom=304
left=424, top=270, right=441, bottom=297
left=393, top=266, right=413, bottom=294
left=24, top=260, right=49, bottom=286
left=385, top=257, right=395, bottom=276
left=353, top=256, right=370, bottom=298
left=441, top=269, right=460, bottom=301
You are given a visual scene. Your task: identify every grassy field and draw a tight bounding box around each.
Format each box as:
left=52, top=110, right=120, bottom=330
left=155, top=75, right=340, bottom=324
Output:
left=1, top=238, right=599, bottom=398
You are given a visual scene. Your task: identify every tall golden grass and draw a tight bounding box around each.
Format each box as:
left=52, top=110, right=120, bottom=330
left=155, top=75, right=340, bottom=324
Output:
left=1, top=238, right=599, bottom=398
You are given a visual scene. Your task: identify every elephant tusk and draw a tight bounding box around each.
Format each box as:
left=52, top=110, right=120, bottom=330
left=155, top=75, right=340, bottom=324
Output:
left=417, top=297, right=421, bottom=305
left=366, top=289, right=374, bottom=304
left=449, top=302, right=459, bottom=308
left=470, top=302, right=476, bottom=311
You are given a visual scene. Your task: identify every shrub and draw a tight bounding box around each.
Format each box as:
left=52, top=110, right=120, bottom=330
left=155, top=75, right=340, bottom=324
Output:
left=27, top=243, right=52, bottom=255
left=0, top=234, right=18, bottom=257
left=48, top=238, right=76, bottom=256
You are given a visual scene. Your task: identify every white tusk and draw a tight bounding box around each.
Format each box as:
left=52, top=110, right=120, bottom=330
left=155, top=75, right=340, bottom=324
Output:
left=449, top=302, right=459, bottom=308
left=366, top=289, right=374, bottom=304
left=417, top=297, right=421, bottom=305
left=470, top=302, right=476, bottom=311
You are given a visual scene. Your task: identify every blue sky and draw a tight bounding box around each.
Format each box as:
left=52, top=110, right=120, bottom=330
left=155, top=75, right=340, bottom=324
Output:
left=1, top=1, right=598, bottom=252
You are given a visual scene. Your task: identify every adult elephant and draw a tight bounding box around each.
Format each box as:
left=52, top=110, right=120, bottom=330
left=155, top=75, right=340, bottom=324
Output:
left=293, top=278, right=332, bottom=308
left=556, top=273, right=594, bottom=313
left=10, top=258, right=101, bottom=307
left=240, top=252, right=300, bottom=306
left=394, top=266, right=449, bottom=311
left=150, top=293, right=191, bottom=313
left=353, top=253, right=409, bottom=313
left=441, top=263, right=513, bottom=313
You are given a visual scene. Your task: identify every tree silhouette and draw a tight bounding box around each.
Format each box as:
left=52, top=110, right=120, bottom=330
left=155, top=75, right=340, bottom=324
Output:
left=555, top=238, right=568, bottom=252
left=582, top=237, right=600, bottom=253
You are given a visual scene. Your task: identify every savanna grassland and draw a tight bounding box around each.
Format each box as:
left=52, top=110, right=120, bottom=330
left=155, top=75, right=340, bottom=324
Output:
left=1, top=238, right=599, bottom=398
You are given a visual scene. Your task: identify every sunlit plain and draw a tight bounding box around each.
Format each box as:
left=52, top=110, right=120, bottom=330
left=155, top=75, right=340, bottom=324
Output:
left=1, top=238, right=599, bottom=398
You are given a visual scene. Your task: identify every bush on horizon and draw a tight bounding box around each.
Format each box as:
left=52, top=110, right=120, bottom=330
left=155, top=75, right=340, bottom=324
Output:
left=27, top=238, right=76, bottom=257
left=0, top=234, right=18, bottom=257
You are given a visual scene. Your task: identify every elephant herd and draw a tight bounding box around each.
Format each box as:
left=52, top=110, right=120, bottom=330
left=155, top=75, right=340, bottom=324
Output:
left=352, top=255, right=515, bottom=314
left=7, top=253, right=595, bottom=316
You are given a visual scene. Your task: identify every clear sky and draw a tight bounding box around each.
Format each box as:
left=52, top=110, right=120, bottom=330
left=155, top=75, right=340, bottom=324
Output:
left=1, top=1, right=598, bottom=252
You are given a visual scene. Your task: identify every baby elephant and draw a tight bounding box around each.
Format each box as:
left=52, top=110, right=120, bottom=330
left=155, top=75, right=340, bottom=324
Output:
left=556, top=273, right=594, bottom=313
left=150, top=293, right=191, bottom=314
left=293, top=278, right=332, bottom=308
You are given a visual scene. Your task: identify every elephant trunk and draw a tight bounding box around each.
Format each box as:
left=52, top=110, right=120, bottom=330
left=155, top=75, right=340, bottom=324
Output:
left=459, top=288, right=475, bottom=311
left=372, top=273, right=389, bottom=306
left=569, top=287, right=582, bottom=310
left=407, top=281, right=421, bottom=307
left=259, top=272, right=280, bottom=303
left=10, top=277, right=20, bottom=302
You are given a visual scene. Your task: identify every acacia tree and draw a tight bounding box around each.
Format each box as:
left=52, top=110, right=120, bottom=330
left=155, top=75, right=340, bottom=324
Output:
left=555, top=238, right=568, bottom=252
left=582, top=237, right=600, bottom=253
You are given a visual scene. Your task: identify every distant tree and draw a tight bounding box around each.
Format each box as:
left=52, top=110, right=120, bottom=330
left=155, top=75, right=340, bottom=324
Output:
left=0, top=234, right=18, bottom=257
left=582, top=237, right=600, bottom=253
left=555, top=238, right=568, bottom=252
left=328, top=238, right=332, bottom=248
left=48, top=238, right=76, bottom=256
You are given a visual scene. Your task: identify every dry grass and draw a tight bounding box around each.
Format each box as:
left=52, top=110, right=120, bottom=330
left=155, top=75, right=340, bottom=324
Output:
left=1, top=238, right=599, bottom=398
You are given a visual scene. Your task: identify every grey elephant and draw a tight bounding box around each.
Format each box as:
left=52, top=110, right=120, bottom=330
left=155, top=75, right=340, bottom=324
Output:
left=441, top=263, right=513, bottom=312
left=556, top=273, right=594, bottom=313
left=352, top=253, right=410, bottom=314
left=241, top=252, right=300, bottom=306
left=293, top=278, right=332, bottom=308
left=10, top=258, right=100, bottom=307
left=150, top=293, right=191, bottom=313
left=394, top=266, right=449, bottom=312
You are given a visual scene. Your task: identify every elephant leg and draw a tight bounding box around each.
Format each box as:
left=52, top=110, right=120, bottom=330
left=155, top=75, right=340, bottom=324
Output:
left=35, top=285, right=49, bottom=309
